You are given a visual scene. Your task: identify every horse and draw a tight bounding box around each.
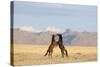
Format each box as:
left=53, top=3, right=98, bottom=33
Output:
left=44, top=34, right=68, bottom=57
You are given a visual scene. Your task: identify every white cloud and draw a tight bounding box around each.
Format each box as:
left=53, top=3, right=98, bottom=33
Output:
left=19, top=26, right=42, bottom=32
left=46, top=26, right=61, bottom=33
left=19, top=26, right=33, bottom=32
left=18, top=26, right=62, bottom=33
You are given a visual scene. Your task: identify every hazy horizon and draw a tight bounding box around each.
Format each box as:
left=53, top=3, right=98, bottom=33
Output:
left=14, top=1, right=97, bottom=32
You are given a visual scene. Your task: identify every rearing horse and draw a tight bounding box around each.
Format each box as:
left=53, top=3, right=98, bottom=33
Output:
left=44, top=35, right=58, bottom=56
left=44, top=34, right=68, bottom=57
left=57, top=34, right=68, bottom=57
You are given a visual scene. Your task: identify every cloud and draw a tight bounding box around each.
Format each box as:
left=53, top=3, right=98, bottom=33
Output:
left=19, top=26, right=33, bottom=32
left=46, top=26, right=61, bottom=33
left=18, top=26, right=62, bottom=33
left=19, top=26, right=42, bottom=32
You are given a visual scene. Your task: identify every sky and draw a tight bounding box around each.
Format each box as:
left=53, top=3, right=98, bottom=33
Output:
left=13, top=1, right=97, bottom=32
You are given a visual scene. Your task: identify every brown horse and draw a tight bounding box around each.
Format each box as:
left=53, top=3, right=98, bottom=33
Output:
left=44, top=35, right=58, bottom=56
left=57, top=34, right=68, bottom=57
left=44, top=34, right=68, bottom=57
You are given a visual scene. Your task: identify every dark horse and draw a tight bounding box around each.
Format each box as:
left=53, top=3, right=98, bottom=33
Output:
left=44, top=34, right=68, bottom=57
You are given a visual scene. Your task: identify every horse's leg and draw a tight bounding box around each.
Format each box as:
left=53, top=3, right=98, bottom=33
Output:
left=44, top=50, right=49, bottom=56
left=48, top=51, right=51, bottom=56
left=64, top=49, right=68, bottom=57
left=59, top=44, right=65, bottom=57
left=49, top=50, right=53, bottom=58
left=60, top=48, right=64, bottom=58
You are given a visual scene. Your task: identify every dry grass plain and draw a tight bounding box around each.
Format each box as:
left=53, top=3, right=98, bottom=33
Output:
left=13, top=44, right=97, bottom=66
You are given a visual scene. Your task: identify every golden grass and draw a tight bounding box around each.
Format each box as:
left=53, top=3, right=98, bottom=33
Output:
left=13, top=44, right=97, bottom=66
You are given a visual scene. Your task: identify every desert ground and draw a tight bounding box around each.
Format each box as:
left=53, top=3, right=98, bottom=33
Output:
left=13, top=44, right=97, bottom=66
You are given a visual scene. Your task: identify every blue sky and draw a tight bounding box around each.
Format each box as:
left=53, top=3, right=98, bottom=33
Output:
left=14, top=1, right=97, bottom=32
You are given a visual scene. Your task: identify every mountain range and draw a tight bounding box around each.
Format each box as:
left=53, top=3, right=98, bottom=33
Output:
left=13, top=28, right=97, bottom=46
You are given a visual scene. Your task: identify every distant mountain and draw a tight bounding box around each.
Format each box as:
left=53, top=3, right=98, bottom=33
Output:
left=13, top=28, right=97, bottom=46
left=14, top=28, right=52, bottom=44
left=63, top=31, right=97, bottom=46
